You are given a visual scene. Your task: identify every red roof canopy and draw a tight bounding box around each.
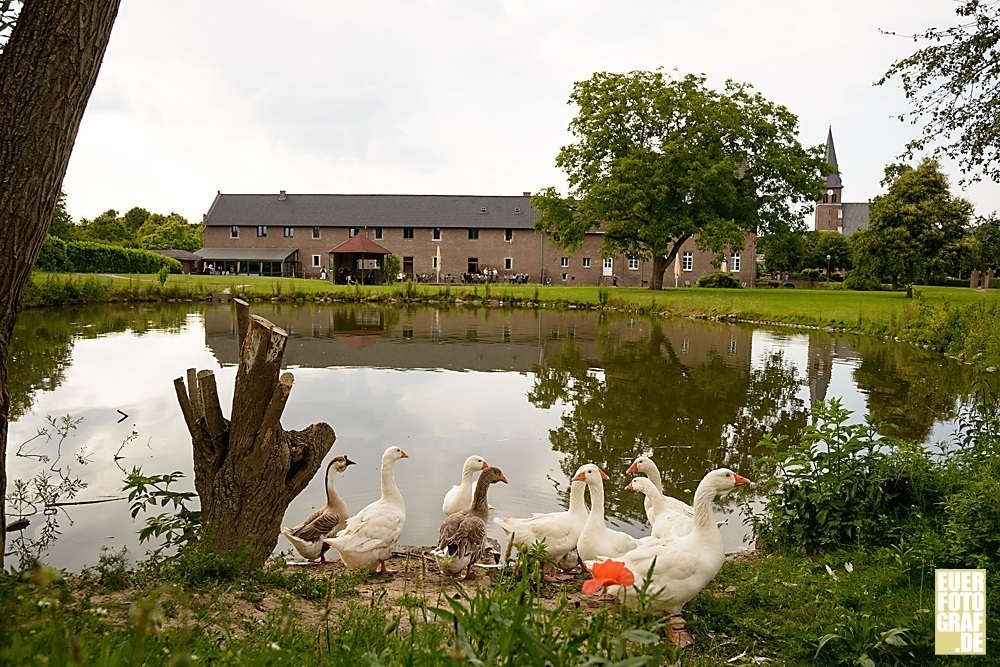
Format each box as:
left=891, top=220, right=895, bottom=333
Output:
left=327, top=235, right=391, bottom=254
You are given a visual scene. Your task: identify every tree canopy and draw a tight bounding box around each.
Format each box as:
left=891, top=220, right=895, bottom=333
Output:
left=48, top=204, right=203, bottom=252
left=859, top=159, right=973, bottom=293
left=533, top=70, right=826, bottom=289
left=879, top=1, right=1000, bottom=183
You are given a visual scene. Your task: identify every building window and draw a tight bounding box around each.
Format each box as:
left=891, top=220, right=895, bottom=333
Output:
left=374, top=227, right=383, bottom=239
left=311, top=255, right=321, bottom=267
left=468, top=257, right=479, bottom=273
left=583, top=258, right=591, bottom=268
left=230, top=226, right=239, bottom=238
left=430, top=227, right=441, bottom=241
left=350, top=227, right=360, bottom=237
left=312, top=226, right=320, bottom=239
left=284, top=227, right=294, bottom=238
left=628, top=258, right=640, bottom=271
left=603, top=258, right=613, bottom=271
left=832, top=193, right=838, bottom=204
left=257, top=225, right=267, bottom=237
left=403, top=256, right=414, bottom=276
left=730, top=253, right=741, bottom=272
left=504, top=257, right=513, bottom=270
left=823, top=193, right=829, bottom=204
left=403, top=227, right=414, bottom=239
left=682, top=251, right=693, bottom=271
left=561, top=272, right=568, bottom=281
left=560, top=257, right=569, bottom=268
left=468, top=228, right=479, bottom=240
left=432, top=256, right=439, bottom=269
left=504, top=228, right=513, bottom=242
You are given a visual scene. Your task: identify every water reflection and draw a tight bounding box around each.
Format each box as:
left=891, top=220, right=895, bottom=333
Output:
left=6, top=303, right=977, bottom=570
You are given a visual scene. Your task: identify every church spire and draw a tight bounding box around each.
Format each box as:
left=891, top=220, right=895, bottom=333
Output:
left=824, top=126, right=842, bottom=188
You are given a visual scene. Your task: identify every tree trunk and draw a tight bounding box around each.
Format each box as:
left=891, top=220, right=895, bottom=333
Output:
left=174, top=299, right=336, bottom=565
left=650, top=254, right=666, bottom=290
left=0, top=1, right=121, bottom=567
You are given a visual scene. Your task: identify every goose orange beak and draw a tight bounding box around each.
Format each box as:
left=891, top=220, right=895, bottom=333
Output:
left=624, top=481, right=634, bottom=491
left=598, top=468, right=610, bottom=481
left=572, top=471, right=586, bottom=482
left=626, top=462, right=639, bottom=475
left=499, top=473, right=509, bottom=484
left=733, top=473, right=750, bottom=487
left=400, top=450, right=409, bottom=459
left=481, top=461, right=489, bottom=470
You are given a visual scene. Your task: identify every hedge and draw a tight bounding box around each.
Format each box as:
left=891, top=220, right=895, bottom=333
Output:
left=52, top=239, right=182, bottom=274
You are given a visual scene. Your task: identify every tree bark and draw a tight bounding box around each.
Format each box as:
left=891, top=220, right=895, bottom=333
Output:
left=174, top=299, right=336, bottom=565
left=0, top=1, right=121, bottom=567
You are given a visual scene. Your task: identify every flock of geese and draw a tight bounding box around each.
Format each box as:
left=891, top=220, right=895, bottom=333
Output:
left=281, top=447, right=750, bottom=646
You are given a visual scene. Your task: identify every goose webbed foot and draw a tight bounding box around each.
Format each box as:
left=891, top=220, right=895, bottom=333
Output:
left=666, top=615, right=694, bottom=648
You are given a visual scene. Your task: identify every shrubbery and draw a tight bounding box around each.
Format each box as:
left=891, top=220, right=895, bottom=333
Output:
left=752, top=396, right=1000, bottom=571
left=35, top=236, right=182, bottom=274
left=843, top=269, right=883, bottom=291
left=696, top=271, right=742, bottom=288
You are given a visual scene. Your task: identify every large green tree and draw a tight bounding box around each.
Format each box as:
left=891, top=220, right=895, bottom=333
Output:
left=879, top=1, right=1000, bottom=183
left=802, top=230, right=852, bottom=274
left=862, top=159, right=973, bottom=295
left=137, top=212, right=202, bottom=252
left=0, top=0, right=121, bottom=565
left=533, top=71, right=826, bottom=289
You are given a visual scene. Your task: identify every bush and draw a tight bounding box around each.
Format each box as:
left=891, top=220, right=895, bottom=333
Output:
left=64, top=240, right=181, bottom=274
left=35, top=236, right=71, bottom=272
left=800, top=268, right=822, bottom=284
left=843, top=270, right=883, bottom=291
left=697, top=271, right=742, bottom=288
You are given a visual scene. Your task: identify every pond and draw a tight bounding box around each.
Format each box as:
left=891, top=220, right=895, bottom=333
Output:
left=6, top=302, right=977, bottom=571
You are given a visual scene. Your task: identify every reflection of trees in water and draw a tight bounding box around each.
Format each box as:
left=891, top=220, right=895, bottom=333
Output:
left=5, top=416, right=88, bottom=568
left=529, top=321, right=807, bottom=525
left=851, top=337, right=972, bottom=442
left=9, top=304, right=197, bottom=420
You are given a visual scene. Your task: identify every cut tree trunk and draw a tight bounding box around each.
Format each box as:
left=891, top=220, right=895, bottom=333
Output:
left=174, top=299, right=336, bottom=565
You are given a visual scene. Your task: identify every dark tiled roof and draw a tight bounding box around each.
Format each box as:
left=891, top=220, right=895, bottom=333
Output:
left=151, top=249, right=201, bottom=261
left=824, top=127, right=843, bottom=189
left=203, top=193, right=540, bottom=230
left=196, top=247, right=298, bottom=261
left=328, top=235, right=392, bottom=254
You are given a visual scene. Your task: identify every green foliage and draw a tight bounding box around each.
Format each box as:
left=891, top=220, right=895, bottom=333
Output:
left=815, top=613, right=911, bottom=667
left=64, top=240, right=181, bottom=274
left=879, top=1, right=1000, bottom=183
left=752, top=400, right=904, bottom=553
left=697, top=271, right=742, bottom=288
left=123, top=468, right=200, bottom=562
left=843, top=269, right=883, bottom=291
left=84, top=547, right=133, bottom=591
left=157, top=266, right=169, bottom=286
left=535, top=69, right=825, bottom=289
left=137, top=213, right=202, bottom=252
left=799, top=268, right=822, bottom=284
left=759, top=227, right=805, bottom=274
left=35, top=235, right=71, bottom=271
left=803, top=230, right=852, bottom=272
left=382, top=253, right=401, bottom=284
left=862, top=159, right=972, bottom=288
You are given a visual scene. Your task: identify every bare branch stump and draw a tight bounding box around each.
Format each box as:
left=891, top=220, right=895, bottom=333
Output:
left=175, top=299, right=335, bottom=565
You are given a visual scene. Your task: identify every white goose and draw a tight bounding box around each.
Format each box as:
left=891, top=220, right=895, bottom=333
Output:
left=625, top=476, right=693, bottom=541
left=281, top=454, right=355, bottom=563
left=573, top=464, right=638, bottom=563
left=442, top=455, right=489, bottom=516
left=493, top=479, right=588, bottom=582
left=626, top=456, right=693, bottom=523
left=324, top=446, right=408, bottom=574
left=587, top=468, right=750, bottom=647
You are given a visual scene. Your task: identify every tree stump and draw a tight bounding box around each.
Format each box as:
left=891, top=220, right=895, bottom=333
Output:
left=174, top=299, right=335, bottom=565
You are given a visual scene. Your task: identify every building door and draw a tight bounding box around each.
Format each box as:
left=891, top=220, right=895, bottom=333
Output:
left=403, top=256, right=414, bottom=279
left=603, top=258, right=613, bottom=277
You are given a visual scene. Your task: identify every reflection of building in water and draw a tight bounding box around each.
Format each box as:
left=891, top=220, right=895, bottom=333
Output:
left=203, top=305, right=753, bottom=374
left=806, top=333, right=859, bottom=413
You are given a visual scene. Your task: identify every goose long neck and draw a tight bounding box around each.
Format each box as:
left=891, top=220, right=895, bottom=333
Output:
left=568, top=482, right=587, bottom=516
left=381, top=457, right=402, bottom=503
left=324, top=465, right=339, bottom=506
left=586, top=480, right=606, bottom=525
left=470, top=476, right=492, bottom=518
left=691, top=482, right=718, bottom=530
left=647, top=467, right=663, bottom=493
left=461, top=466, right=476, bottom=486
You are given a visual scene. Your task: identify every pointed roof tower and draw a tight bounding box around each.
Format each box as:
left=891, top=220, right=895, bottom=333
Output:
left=824, top=126, right=843, bottom=188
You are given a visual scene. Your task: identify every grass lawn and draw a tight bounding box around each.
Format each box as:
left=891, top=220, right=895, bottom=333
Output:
left=27, top=271, right=999, bottom=331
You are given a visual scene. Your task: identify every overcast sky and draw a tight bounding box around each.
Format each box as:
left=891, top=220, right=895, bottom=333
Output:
left=61, top=1, right=999, bottom=226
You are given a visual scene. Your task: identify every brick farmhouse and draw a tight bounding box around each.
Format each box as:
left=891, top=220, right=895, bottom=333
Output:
left=199, top=192, right=756, bottom=287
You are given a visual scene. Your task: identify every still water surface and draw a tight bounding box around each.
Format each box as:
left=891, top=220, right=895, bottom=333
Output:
left=7, top=303, right=975, bottom=571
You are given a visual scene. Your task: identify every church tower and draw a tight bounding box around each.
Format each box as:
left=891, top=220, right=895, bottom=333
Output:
left=815, top=126, right=843, bottom=232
